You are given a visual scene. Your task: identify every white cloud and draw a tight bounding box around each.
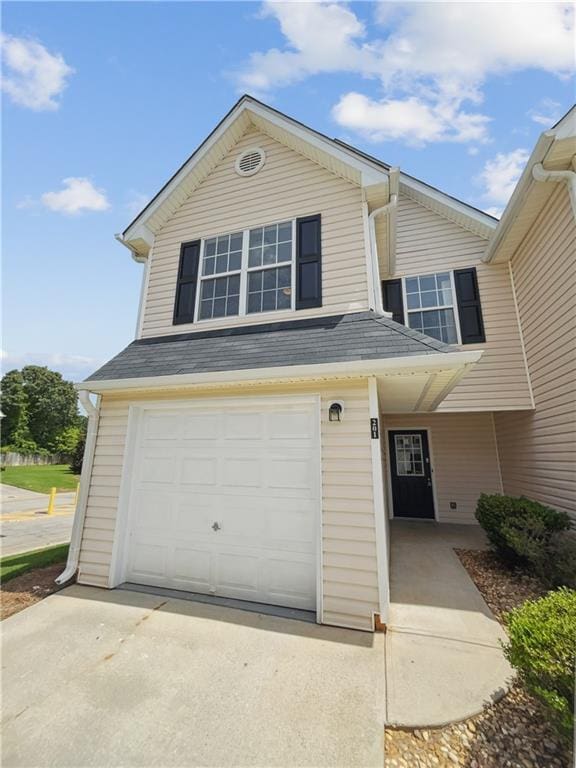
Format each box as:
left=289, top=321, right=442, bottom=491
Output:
left=477, top=148, right=530, bottom=210
left=0, top=351, right=103, bottom=382
left=235, top=2, right=574, bottom=146
left=124, top=190, right=150, bottom=216
left=332, top=92, right=490, bottom=146
left=528, top=98, right=564, bottom=126
left=1, top=34, right=74, bottom=111
left=41, top=177, right=110, bottom=215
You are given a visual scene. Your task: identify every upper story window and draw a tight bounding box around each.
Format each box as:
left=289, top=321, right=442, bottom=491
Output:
left=173, top=215, right=321, bottom=325
left=405, top=272, right=458, bottom=344
left=382, top=267, right=486, bottom=345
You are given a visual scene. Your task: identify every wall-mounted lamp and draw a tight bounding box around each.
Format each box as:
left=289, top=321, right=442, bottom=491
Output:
left=328, top=402, right=344, bottom=422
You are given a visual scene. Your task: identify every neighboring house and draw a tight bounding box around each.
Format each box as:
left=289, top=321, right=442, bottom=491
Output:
left=59, top=97, right=575, bottom=633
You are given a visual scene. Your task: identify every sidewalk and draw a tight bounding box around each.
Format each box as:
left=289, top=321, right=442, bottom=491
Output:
left=386, top=521, right=513, bottom=727
left=1, top=484, right=75, bottom=556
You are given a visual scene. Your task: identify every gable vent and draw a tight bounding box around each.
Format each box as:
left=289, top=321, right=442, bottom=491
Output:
left=235, top=147, right=266, bottom=177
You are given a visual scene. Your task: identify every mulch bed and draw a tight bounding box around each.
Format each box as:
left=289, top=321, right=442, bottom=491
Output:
left=385, top=549, right=573, bottom=768
left=1, top=564, right=70, bottom=620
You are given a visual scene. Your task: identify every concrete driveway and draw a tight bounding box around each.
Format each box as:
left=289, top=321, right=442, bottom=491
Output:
left=1, top=585, right=385, bottom=768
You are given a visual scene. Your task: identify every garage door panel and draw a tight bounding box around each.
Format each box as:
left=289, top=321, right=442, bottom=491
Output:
left=180, top=457, right=218, bottom=486
left=267, top=457, right=313, bottom=490
left=224, top=411, right=264, bottom=439
left=269, top=410, right=314, bottom=440
left=129, top=543, right=167, bottom=580
left=182, top=412, right=221, bottom=441
left=124, top=400, right=319, bottom=611
left=173, top=547, right=211, bottom=588
left=265, top=555, right=316, bottom=608
left=145, top=414, right=182, bottom=440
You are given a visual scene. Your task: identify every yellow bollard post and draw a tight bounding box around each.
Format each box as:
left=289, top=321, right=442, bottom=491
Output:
left=47, top=487, right=56, bottom=515
left=74, top=482, right=80, bottom=508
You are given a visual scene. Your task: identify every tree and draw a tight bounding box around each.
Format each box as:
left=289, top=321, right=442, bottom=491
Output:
left=1, top=366, right=81, bottom=453
left=0, top=370, right=37, bottom=451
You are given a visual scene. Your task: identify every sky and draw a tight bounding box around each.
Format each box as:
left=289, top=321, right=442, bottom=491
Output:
left=2, top=1, right=574, bottom=382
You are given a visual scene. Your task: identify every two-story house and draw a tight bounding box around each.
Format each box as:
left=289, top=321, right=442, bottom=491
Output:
left=58, top=97, right=575, bottom=633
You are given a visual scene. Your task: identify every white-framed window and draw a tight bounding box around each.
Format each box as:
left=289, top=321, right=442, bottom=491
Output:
left=195, top=220, right=295, bottom=322
left=403, top=271, right=460, bottom=344
left=394, top=434, right=425, bottom=476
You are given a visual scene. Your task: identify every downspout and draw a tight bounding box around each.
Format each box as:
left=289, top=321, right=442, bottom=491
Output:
left=532, top=163, right=576, bottom=219
left=368, top=167, right=399, bottom=314
left=55, top=391, right=101, bottom=585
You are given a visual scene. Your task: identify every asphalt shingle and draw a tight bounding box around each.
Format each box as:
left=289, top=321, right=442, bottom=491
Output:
left=85, top=311, right=455, bottom=382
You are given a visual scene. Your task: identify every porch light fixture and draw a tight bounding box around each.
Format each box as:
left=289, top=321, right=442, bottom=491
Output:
left=328, top=402, right=343, bottom=422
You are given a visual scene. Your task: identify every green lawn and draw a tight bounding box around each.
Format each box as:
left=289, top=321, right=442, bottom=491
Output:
left=1, top=464, right=79, bottom=494
left=1, top=544, right=70, bottom=583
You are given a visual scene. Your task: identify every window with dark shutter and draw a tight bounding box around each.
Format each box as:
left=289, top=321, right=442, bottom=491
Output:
left=382, top=279, right=405, bottom=324
left=173, top=240, right=201, bottom=325
left=296, top=214, right=322, bottom=309
left=453, top=267, right=486, bottom=344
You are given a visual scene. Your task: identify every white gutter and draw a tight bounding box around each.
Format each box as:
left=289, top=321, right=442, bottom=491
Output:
left=367, top=168, right=399, bottom=312
left=78, top=349, right=483, bottom=394
left=55, top=391, right=102, bottom=585
left=532, top=162, right=576, bottom=219
left=115, top=233, right=148, bottom=264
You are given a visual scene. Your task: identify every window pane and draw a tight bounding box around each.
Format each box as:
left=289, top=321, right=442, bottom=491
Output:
left=408, top=308, right=457, bottom=344
left=406, top=292, right=420, bottom=310
left=278, top=222, right=292, bottom=242
left=199, top=275, right=240, bottom=320
left=421, top=290, right=438, bottom=308
left=249, top=247, right=262, bottom=268
left=203, top=231, right=243, bottom=276
left=250, top=229, right=262, bottom=247
left=394, top=434, right=424, bottom=476
left=405, top=277, right=419, bottom=294
left=263, top=245, right=276, bottom=265
left=264, top=225, right=277, bottom=245
left=419, top=275, right=436, bottom=292
left=247, top=266, right=292, bottom=314
left=277, top=242, right=291, bottom=262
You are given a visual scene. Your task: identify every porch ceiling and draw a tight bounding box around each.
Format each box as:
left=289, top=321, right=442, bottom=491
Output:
left=376, top=366, right=466, bottom=413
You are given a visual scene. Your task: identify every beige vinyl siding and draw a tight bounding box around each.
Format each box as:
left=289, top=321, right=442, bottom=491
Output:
left=495, top=185, right=576, bottom=518
left=78, top=380, right=380, bottom=631
left=140, top=128, right=368, bottom=338
left=387, top=194, right=532, bottom=412
left=382, top=412, right=502, bottom=523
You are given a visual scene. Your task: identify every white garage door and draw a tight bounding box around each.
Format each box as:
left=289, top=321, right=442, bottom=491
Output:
left=123, top=399, right=320, bottom=611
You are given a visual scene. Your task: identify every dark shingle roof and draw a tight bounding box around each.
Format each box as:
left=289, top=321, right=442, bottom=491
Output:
left=86, top=312, right=453, bottom=382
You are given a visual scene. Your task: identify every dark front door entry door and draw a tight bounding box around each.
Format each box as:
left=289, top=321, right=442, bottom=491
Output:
left=388, top=430, right=435, bottom=519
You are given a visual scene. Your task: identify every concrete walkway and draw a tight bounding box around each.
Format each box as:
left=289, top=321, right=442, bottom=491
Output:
left=386, top=521, right=513, bottom=727
left=1, top=484, right=75, bottom=556
left=2, top=585, right=386, bottom=767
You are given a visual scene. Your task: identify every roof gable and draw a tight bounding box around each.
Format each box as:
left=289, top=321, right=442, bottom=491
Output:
left=120, top=95, right=497, bottom=260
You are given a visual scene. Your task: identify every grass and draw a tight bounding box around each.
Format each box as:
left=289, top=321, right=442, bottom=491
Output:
left=0, top=544, right=69, bottom=583
left=1, top=464, right=79, bottom=494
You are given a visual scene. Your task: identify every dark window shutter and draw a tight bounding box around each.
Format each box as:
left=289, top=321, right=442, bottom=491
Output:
left=296, top=214, right=322, bottom=309
left=454, top=267, right=485, bottom=344
left=382, top=279, right=405, bottom=324
left=173, top=240, right=201, bottom=325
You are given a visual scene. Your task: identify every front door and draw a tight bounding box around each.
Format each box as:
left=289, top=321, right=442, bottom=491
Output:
left=388, top=430, right=435, bottom=519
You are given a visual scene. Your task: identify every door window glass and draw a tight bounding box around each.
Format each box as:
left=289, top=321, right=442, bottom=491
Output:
left=394, top=434, right=425, bottom=476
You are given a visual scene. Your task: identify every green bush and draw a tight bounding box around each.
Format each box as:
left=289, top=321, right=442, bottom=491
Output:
left=503, top=588, right=576, bottom=743
left=70, top=435, right=86, bottom=475
left=475, top=494, right=572, bottom=568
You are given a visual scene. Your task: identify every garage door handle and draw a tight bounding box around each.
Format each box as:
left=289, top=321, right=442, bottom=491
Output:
left=212, top=522, right=221, bottom=531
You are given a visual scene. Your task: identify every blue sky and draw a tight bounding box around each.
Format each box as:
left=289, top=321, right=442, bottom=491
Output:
left=2, top=1, right=574, bottom=381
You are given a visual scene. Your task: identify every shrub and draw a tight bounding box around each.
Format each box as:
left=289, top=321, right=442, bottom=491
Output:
left=542, top=533, right=576, bottom=589
left=70, top=436, right=86, bottom=475
left=476, top=494, right=572, bottom=567
left=503, top=588, right=576, bottom=743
